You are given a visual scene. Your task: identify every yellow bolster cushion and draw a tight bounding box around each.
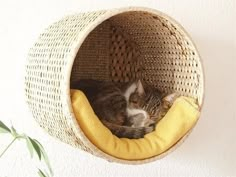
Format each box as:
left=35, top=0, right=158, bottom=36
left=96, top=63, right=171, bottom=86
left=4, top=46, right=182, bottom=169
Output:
left=71, top=89, right=200, bottom=160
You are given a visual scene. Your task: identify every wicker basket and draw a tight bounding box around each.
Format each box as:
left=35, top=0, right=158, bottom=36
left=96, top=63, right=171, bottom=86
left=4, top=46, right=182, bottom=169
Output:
left=25, top=7, right=204, bottom=164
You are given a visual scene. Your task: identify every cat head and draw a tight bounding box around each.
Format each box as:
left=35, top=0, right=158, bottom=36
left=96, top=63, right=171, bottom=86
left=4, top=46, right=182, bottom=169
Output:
left=124, top=80, right=163, bottom=119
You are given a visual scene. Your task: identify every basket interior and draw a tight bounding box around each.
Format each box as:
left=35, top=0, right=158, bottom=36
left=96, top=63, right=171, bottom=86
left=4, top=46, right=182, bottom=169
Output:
left=70, top=11, right=203, bottom=103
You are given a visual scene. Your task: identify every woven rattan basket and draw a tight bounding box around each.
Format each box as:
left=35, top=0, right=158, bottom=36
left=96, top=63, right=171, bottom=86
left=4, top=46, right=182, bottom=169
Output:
left=25, top=7, right=204, bottom=164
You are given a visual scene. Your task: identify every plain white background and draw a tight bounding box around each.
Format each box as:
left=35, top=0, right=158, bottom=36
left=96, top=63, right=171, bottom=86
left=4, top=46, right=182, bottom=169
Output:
left=0, top=0, right=235, bottom=176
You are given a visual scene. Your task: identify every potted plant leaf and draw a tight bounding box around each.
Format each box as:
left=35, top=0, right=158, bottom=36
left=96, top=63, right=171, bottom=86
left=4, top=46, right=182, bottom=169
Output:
left=0, top=120, right=53, bottom=177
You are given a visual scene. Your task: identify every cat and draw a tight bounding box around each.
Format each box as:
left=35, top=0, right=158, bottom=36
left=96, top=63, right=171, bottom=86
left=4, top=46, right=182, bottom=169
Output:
left=71, top=79, right=179, bottom=139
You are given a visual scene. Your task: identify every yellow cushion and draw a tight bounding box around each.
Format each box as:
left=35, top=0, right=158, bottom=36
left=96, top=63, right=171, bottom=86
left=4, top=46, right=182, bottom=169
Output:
left=71, top=89, right=200, bottom=160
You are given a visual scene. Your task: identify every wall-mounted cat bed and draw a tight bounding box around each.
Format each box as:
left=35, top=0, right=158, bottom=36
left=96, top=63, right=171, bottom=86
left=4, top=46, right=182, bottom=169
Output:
left=71, top=89, right=200, bottom=161
left=25, top=7, right=204, bottom=164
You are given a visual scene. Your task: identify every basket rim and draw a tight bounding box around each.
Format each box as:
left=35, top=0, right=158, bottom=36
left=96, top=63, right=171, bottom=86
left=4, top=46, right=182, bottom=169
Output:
left=63, top=6, right=205, bottom=164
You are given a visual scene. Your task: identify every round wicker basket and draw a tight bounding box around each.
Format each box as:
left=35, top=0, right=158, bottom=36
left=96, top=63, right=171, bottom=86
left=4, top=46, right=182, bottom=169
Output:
left=25, top=7, right=204, bottom=164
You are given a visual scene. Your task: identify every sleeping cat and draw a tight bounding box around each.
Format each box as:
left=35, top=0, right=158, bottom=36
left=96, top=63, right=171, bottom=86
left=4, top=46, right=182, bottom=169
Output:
left=71, top=79, right=178, bottom=139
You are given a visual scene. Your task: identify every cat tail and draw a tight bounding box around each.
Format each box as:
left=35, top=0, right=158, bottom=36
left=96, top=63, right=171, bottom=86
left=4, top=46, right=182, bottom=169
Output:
left=101, top=120, right=155, bottom=139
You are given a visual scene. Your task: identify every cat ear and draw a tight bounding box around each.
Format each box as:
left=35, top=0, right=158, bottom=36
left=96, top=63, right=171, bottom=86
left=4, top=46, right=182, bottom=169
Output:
left=162, top=92, right=180, bottom=105
left=137, top=80, right=145, bottom=95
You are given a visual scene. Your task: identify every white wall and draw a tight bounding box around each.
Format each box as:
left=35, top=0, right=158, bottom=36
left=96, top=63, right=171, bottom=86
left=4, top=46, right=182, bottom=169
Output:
left=0, top=0, right=235, bottom=176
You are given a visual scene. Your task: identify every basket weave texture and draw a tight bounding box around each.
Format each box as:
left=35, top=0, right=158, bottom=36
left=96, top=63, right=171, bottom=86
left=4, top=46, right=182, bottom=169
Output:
left=25, top=7, right=204, bottom=164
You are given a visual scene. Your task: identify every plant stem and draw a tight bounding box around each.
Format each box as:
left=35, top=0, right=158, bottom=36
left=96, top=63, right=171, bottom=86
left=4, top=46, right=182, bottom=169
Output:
left=0, top=137, right=17, bottom=158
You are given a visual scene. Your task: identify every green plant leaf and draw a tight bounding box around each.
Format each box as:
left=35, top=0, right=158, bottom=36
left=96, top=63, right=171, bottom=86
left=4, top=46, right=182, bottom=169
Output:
left=0, top=127, right=10, bottom=133
left=38, top=169, right=47, bottom=177
left=41, top=169, right=50, bottom=177
left=28, top=137, right=41, bottom=160
left=0, top=120, right=11, bottom=133
left=26, top=136, right=34, bottom=158
left=10, top=126, right=18, bottom=137
left=34, top=139, right=53, bottom=175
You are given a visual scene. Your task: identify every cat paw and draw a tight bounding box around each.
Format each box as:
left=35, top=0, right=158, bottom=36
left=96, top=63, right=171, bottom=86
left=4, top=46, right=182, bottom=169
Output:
left=145, top=124, right=155, bottom=134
